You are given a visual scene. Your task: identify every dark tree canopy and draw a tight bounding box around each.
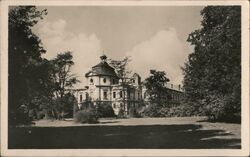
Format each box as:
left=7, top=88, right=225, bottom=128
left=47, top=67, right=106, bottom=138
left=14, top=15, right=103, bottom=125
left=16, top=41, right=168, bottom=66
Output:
left=144, top=70, right=170, bottom=106
left=49, top=51, right=79, bottom=119
left=182, top=6, right=241, bottom=122
left=8, top=7, right=78, bottom=124
left=8, top=6, right=48, bottom=125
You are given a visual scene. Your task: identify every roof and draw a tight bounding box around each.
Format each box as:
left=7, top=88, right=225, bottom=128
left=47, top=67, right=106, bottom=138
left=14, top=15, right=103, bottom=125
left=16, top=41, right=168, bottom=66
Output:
left=85, top=56, right=119, bottom=78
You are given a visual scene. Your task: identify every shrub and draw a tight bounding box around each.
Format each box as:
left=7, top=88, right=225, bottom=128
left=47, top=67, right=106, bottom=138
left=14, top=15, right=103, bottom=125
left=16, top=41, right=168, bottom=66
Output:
left=204, top=95, right=226, bottom=121
left=141, top=104, right=162, bottom=117
left=128, top=107, right=141, bottom=118
left=203, top=94, right=240, bottom=123
left=97, top=102, right=115, bottom=118
left=139, top=102, right=203, bottom=118
left=75, top=108, right=98, bottom=124
left=117, top=108, right=125, bottom=118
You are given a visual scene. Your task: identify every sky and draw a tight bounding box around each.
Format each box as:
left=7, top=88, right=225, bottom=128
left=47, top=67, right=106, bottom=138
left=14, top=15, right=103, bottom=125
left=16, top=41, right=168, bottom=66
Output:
left=33, top=6, right=203, bottom=88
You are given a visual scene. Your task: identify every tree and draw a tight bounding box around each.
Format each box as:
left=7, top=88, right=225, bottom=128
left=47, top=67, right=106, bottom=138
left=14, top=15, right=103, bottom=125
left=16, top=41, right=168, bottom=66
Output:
left=109, top=56, right=132, bottom=80
left=8, top=6, right=48, bottom=125
left=50, top=51, right=79, bottom=119
left=182, top=6, right=241, bottom=122
left=108, top=56, right=132, bottom=115
left=144, top=70, right=170, bottom=106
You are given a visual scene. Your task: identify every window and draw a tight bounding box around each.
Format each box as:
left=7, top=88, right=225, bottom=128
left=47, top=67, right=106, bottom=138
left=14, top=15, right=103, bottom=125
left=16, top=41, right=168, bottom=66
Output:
left=113, top=92, right=116, bottom=98
left=120, top=91, right=123, bottom=98
left=103, top=91, right=107, bottom=99
left=85, top=93, right=89, bottom=100
left=80, top=94, right=83, bottom=102
left=103, top=78, right=106, bottom=83
left=90, top=78, right=93, bottom=83
left=120, top=103, right=123, bottom=108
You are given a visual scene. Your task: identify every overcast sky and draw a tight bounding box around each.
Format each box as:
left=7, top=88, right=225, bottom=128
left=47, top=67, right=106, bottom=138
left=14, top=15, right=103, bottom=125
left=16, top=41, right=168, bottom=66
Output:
left=33, top=6, right=203, bottom=88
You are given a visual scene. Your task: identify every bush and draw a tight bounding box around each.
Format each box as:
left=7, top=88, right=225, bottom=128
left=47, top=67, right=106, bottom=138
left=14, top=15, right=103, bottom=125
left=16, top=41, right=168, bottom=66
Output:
left=97, top=102, right=115, bottom=118
left=139, top=102, right=203, bottom=118
left=75, top=108, right=99, bottom=124
left=128, top=107, right=141, bottom=118
left=141, top=104, right=162, bottom=117
left=203, top=94, right=240, bottom=123
left=117, top=108, right=125, bottom=118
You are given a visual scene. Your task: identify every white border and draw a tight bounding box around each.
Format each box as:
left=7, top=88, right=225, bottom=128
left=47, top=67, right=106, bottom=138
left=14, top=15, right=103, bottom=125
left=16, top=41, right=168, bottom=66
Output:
left=1, top=0, right=249, bottom=156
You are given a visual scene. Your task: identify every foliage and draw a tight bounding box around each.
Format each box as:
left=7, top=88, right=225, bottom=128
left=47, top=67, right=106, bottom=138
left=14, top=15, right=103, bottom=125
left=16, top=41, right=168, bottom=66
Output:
left=97, top=102, right=116, bottom=118
left=138, top=102, right=205, bottom=118
left=144, top=70, right=170, bottom=106
left=8, top=6, right=79, bottom=124
left=109, top=56, right=132, bottom=117
left=182, top=6, right=241, bottom=122
left=51, top=52, right=78, bottom=98
left=49, top=52, right=79, bottom=119
left=54, top=93, right=77, bottom=119
left=117, top=108, right=125, bottom=118
left=128, top=107, right=141, bottom=118
left=75, top=108, right=99, bottom=124
left=141, top=104, right=162, bottom=117
left=8, top=6, right=49, bottom=125
left=108, top=56, right=131, bottom=79
left=203, top=94, right=240, bottom=123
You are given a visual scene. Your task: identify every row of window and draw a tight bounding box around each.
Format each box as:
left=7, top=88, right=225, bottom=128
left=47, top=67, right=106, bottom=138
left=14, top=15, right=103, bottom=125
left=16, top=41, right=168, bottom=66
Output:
left=78, top=91, right=123, bottom=102
left=113, top=91, right=123, bottom=99
left=103, top=91, right=123, bottom=99
left=89, top=78, right=117, bottom=84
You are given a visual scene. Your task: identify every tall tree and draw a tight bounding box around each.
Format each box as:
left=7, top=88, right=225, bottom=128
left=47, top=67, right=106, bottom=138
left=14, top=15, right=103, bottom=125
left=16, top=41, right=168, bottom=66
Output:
left=50, top=51, right=78, bottom=119
left=8, top=6, right=48, bottom=125
left=144, top=70, right=170, bottom=106
left=108, top=56, right=132, bottom=115
left=109, top=56, right=132, bottom=80
left=182, top=6, right=241, bottom=121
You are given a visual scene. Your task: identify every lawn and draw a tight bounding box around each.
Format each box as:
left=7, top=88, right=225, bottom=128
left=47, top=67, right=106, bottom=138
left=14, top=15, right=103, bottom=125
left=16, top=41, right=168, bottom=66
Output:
left=8, top=117, right=241, bottom=149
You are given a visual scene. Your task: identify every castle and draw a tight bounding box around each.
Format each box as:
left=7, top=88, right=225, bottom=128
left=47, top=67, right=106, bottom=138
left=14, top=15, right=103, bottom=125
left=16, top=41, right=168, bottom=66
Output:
left=72, top=55, right=183, bottom=116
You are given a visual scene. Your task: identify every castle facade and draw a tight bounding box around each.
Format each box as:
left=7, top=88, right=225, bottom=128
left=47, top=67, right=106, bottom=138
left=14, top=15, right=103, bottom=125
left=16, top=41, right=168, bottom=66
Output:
left=72, top=55, right=183, bottom=116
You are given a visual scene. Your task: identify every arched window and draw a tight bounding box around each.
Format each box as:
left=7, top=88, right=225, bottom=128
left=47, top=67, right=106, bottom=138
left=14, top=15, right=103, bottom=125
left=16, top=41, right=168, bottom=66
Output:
left=103, top=78, right=106, bottom=83
left=85, top=93, right=89, bottom=100
left=80, top=94, right=82, bottom=102
left=120, top=91, right=123, bottom=98
left=103, top=91, right=107, bottom=99
left=90, top=78, right=93, bottom=83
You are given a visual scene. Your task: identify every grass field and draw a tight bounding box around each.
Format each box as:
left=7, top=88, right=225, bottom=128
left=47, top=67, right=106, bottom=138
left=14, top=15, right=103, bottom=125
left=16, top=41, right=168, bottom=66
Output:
left=8, top=117, right=241, bottom=149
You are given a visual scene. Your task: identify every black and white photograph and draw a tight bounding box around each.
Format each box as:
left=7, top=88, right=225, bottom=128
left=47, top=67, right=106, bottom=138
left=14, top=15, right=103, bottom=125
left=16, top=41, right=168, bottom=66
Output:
left=1, top=0, right=249, bottom=156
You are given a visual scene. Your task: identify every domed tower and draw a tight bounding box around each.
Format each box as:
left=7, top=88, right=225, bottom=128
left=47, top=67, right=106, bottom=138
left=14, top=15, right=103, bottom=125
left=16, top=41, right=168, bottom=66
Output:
left=85, top=55, right=119, bottom=102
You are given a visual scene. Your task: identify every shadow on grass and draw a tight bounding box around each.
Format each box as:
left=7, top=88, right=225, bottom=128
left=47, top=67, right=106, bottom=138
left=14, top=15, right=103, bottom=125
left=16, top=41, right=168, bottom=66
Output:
left=196, top=115, right=241, bottom=124
left=99, top=121, right=120, bottom=124
left=8, top=124, right=240, bottom=149
left=197, top=119, right=241, bottom=124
